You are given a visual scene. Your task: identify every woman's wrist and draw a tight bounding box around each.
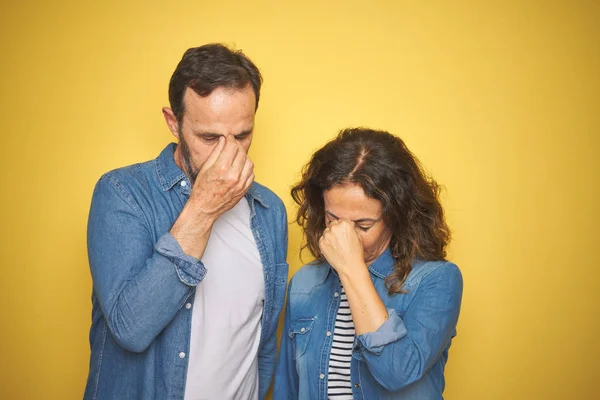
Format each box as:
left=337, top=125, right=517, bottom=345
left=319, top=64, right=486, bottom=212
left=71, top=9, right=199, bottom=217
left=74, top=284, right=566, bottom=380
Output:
left=337, top=260, right=369, bottom=283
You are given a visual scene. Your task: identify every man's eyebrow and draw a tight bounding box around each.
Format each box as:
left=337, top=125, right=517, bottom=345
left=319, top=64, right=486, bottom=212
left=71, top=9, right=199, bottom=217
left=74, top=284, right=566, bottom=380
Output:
left=325, top=211, right=379, bottom=224
left=193, top=128, right=254, bottom=138
left=195, top=132, right=221, bottom=138
left=233, top=129, right=253, bottom=138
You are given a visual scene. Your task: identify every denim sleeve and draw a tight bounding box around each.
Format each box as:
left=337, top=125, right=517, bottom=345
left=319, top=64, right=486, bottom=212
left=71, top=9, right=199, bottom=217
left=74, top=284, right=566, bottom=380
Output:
left=154, top=233, right=207, bottom=285
left=353, top=262, right=463, bottom=391
left=273, top=287, right=299, bottom=400
left=258, top=204, right=289, bottom=399
left=87, top=175, right=206, bottom=353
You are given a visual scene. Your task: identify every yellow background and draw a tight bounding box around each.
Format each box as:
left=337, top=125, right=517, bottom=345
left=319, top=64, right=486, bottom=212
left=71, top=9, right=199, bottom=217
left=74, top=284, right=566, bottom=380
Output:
left=1, top=1, right=598, bottom=399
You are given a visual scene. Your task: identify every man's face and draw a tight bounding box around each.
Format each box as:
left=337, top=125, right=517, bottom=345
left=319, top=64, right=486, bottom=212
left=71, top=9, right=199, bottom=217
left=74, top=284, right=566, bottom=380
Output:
left=164, top=85, right=256, bottom=184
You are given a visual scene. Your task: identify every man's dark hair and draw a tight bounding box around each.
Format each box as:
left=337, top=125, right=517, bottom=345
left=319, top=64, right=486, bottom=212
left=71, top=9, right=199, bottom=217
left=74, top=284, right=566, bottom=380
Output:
left=168, top=43, right=263, bottom=124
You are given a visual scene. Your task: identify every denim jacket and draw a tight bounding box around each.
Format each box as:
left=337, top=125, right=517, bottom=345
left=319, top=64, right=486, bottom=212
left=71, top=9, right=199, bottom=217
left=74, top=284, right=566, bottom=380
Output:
left=274, top=249, right=462, bottom=400
left=84, top=144, right=288, bottom=400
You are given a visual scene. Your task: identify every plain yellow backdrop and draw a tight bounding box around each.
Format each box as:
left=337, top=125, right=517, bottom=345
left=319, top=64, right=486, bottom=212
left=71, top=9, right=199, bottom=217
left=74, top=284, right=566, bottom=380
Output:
left=1, top=1, right=598, bottom=399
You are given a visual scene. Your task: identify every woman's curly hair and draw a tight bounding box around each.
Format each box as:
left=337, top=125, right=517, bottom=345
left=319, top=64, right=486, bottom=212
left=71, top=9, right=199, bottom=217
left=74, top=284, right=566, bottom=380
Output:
left=291, top=128, right=451, bottom=294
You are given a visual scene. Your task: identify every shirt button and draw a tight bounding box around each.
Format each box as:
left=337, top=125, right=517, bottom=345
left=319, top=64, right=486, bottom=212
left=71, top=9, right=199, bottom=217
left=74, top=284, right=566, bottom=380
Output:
left=185, top=303, right=192, bottom=309
left=300, top=327, right=306, bottom=333
left=354, top=383, right=360, bottom=388
left=179, top=352, right=185, bottom=358
left=326, top=331, right=332, bottom=336
left=319, top=373, right=325, bottom=379
left=334, top=292, right=339, bottom=297
left=180, top=181, right=187, bottom=187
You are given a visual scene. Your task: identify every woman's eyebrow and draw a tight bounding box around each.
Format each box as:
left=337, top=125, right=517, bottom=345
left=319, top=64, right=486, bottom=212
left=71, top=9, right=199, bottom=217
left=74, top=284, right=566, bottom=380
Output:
left=325, top=211, right=379, bottom=223
left=353, top=218, right=379, bottom=223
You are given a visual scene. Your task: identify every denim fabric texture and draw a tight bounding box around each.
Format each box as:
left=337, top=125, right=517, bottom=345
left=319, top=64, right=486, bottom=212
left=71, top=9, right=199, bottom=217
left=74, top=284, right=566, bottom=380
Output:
left=274, top=249, right=462, bottom=400
left=85, top=144, right=288, bottom=400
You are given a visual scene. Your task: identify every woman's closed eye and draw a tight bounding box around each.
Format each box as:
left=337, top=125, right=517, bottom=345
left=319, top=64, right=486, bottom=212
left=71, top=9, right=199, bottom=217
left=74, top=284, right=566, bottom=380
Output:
left=326, top=216, right=372, bottom=232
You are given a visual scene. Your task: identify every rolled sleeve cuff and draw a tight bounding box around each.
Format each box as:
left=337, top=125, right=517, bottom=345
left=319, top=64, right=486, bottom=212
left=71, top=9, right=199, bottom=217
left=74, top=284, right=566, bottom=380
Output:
left=155, top=233, right=207, bottom=286
left=356, top=309, right=407, bottom=355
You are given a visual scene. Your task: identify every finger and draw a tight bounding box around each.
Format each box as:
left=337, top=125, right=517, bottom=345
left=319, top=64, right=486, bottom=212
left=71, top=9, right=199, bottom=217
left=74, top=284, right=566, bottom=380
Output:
left=234, top=170, right=254, bottom=201
left=327, top=219, right=341, bottom=232
left=338, top=218, right=352, bottom=226
left=241, top=171, right=255, bottom=194
left=216, top=135, right=241, bottom=168
left=318, top=234, right=326, bottom=248
left=318, top=234, right=330, bottom=256
left=238, top=157, right=254, bottom=184
left=201, top=136, right=226, bottom=171
left=230, top=146, right=249, bottom=178
left=339, top=218, right=355, bottom=230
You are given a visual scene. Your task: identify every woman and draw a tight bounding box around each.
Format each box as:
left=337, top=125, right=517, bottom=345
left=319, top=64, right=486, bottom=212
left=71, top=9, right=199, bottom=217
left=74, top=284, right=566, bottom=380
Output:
left=274, top=128, right=463, bottom=399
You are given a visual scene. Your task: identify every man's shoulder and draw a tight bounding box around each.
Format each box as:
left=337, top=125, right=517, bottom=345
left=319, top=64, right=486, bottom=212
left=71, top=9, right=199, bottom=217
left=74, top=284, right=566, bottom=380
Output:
left=96, top=158, right=158, bottom=193
left=100, top=159, right=157, bottom=183
left=96, top=144, right=175, bottom=190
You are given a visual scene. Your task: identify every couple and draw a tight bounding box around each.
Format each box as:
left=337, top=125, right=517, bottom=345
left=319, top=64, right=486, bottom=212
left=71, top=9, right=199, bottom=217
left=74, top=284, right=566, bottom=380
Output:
left=84, top=44, right=463, bottom=400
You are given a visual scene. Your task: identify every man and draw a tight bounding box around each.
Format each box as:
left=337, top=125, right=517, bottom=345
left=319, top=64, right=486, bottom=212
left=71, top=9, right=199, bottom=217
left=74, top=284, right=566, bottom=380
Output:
left=84, top=44, right=288, bottom=400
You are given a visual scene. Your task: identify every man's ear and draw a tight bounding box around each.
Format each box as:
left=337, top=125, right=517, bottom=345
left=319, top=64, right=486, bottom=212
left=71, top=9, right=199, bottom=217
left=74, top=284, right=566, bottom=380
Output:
left=162, top=107, right=180, bottom=139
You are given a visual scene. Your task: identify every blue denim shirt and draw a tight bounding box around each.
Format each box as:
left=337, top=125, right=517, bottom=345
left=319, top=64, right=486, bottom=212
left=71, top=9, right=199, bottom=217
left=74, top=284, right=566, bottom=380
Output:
left=274, top=249, right=462, bottom=400
left=84, top=143, right=288, bottom=400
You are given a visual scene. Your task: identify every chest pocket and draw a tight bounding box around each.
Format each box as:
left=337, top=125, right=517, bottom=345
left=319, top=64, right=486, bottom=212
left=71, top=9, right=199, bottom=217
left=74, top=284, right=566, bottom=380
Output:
left=289, top=318, right=314, bottom=360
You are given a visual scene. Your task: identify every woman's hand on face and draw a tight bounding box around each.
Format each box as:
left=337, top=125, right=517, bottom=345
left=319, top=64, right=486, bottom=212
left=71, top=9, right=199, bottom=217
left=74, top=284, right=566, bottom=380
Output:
left=319, top=218, right=366, bottom=277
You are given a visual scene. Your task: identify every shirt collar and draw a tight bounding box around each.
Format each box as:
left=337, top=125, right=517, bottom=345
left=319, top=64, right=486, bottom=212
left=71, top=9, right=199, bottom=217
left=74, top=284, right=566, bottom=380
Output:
left=246, top=184, right=269, bottom=208
left=156, top=143, right=186, bottom=191
left=367, top=247, right=396, bottom=279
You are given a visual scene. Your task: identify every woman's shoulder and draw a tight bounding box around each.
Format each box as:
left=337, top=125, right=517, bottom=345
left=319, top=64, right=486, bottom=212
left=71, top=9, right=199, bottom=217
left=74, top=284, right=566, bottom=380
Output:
left=288, top=260, right=331, bottom=294
left=405, top=260, right=462, bottom=289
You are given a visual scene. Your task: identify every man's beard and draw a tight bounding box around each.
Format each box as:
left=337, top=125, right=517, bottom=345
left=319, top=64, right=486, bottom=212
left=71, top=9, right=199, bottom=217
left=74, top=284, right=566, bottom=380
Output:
left=178, top=128, right=200, bottom=186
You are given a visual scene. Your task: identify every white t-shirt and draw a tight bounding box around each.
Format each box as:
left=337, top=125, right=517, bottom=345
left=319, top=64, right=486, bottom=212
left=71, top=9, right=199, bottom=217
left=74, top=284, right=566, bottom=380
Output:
left=184, top=198, right=264, bottom=400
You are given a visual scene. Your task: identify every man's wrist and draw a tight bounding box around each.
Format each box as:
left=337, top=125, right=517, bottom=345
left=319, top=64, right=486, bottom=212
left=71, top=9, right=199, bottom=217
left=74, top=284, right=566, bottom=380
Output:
left=170, top=203, right=217, bottom=259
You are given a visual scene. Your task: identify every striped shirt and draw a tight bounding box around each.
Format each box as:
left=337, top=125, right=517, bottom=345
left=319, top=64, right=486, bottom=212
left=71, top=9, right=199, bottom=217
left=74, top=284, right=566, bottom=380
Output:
left=327, top=287, right=355, bottom=399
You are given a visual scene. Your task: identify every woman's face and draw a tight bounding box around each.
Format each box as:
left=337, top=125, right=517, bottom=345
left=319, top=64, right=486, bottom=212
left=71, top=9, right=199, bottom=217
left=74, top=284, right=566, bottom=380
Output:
left=323, top=183, right=392, bottom=265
